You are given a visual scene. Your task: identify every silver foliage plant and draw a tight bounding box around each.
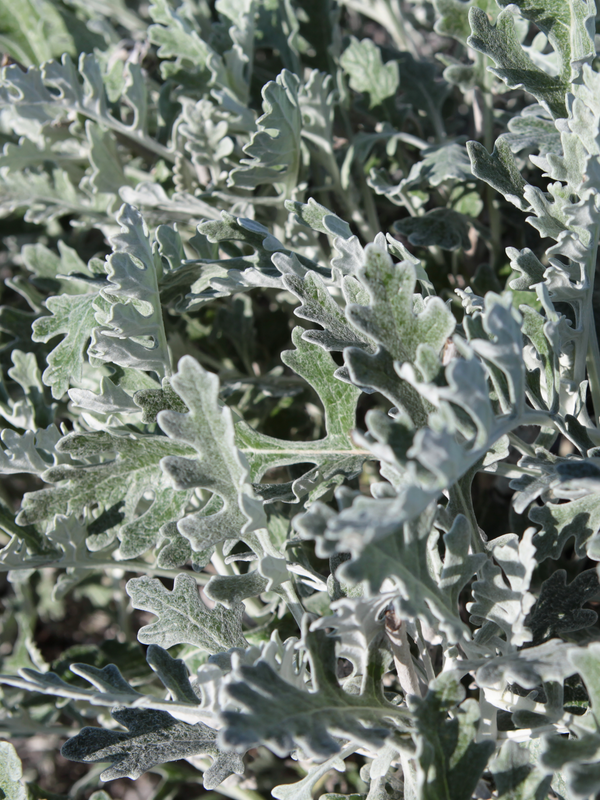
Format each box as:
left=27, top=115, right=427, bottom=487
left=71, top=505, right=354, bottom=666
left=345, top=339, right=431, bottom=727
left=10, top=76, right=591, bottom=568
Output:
left=2, top=0, right=600, bottom=798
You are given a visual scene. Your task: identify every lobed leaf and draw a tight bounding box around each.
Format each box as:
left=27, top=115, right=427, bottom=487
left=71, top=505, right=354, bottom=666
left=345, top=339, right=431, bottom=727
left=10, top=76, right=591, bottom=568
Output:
left=127, top=573, right=248, bottom=652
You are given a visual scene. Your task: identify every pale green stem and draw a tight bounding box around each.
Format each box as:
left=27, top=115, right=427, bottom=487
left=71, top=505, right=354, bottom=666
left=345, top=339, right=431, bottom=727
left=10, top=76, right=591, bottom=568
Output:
left=211, top=542, right=239, bottom=576
left=386, top=612, right=423, bottom=698
left=278, top=580, right=305, bottom=627
left=86, top=107, right=176, bottom=164
left=507, top=431, right=537, bottom=458
left=485, top=462, right=539, bottom=479
left=414, top=620, right=436, bottom=683
left=449, top=481, right=484, bottom=554
left=316, top=145, right=378, bottom=241
left=0, top=559, right=211, bottom=582
left=475, top=53, right=502, bottom=270
left=357, top=165, right=383, bottom=236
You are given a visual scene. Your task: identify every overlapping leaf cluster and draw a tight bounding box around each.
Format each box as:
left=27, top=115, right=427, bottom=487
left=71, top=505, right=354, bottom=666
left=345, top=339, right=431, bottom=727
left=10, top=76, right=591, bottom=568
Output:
left=2, top=1, right=600, bottom=799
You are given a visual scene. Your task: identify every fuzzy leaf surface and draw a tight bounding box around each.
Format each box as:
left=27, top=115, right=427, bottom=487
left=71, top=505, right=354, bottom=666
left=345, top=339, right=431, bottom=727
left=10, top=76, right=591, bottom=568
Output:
left=220, top=625, right=409, bottom=759
left=127, top=573, right=248, bottom=652
left=236, top=327, right=363, bottom=504
left=62, top=707, right=244, bottom=787
left=158, top=355, right=266, bottom=551
left=17, top=431, right=193, bottom=557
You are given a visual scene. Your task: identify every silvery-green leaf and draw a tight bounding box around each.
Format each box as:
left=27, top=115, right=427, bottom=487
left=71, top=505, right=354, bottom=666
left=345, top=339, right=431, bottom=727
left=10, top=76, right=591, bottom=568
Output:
left=220, top=622, right=409, bottom=759
left=399, top=141, right=473, bottom=191
left=148, top=0, right=215, bottom=74
left=467, top=7, right=568, bottom=118
left=0, top=741, right=27, bottom=800
left=539, top=643, right=600, bottom=799
left=119, top=182, right=221, bottom=225
left=467, top=137, right=529, bottom=210
left=489, top=740, right=552, bottom=800
left=439, top=60, right=478, bottom=92
left=520, top=301, right=561, bottom=413
left=21, top=239, right=99, bottom=283
left=236, top=327, right=363, bottom=505
left=525, top=569, right=599, bottom=646
left=69, top=377, right=140, bottom=417
left=461, top=639, right=577, bottom=690
left=393, top=208, right=472, bottom=250
left=86, top=120, right=130, bottom=198
left=62, top=706, right=244, bottom=787
left=0, top=53, right=171, bottom=161
left=0, top=0, right=100, bottom=67
left=155, top=519, right=213, bottom=571
left=503, top=107, right=562, bottom=156
left=283, top=271, right=368, bottom=352
left=17, top=431, right=194, bottom=558
left=467, top=292, right=526, bottom=414
left=410, top=673, right=495, bottom=800
left=530, top=493, right=600, bottom=561
left=340, top=511, right=484, bottom=643
left=5, top=515, right=114, bottom=590
left=0, top=658, right=215, bottom=726
left=158, top=355, right=266, bottom=551
left=253, top=0, right=300, bottom=73
left=311, top=595, right=388, bottom=674
left=133, top=381, right=188, bottom=423
left=285, top=197, right=352, bottom=240
left=175, top=212, right=318, bottom=308
left=146, top=644, right=199, bottom=704
left=273, top=748, right=355, bottom=800
left=175, top=96, right=234, bottom=182
left=298, top=70, right=336, bottom=155
left=468, top=530, right=537, bottom=647
left=344, top=244, right=454, bottom=421
left=434, top=0, right=499, bottom=45
left=347, top=244, right=454, bottom=370
left=127, top=573, right=247, bottom=651
left=506, top=247, right=546, bottom=291
left=89, top=204, right=172, bottom=378
left=340, top=37, right=399, bottom=108
left=0, top=166, right=107, bottom=225
left=0, top=425, right=59, bottom=476
left=205, top=570, right=269, bottom=608
left=32, top=291, right=99, bottom=399
left=495, top=0, right=596, bottom=82
left=228, top=70, right=302, bottom=198
left=149, top=0, right=252, bottom=102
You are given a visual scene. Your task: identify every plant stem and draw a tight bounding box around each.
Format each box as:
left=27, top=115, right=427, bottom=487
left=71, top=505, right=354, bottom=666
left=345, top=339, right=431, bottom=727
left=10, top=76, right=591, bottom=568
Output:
left=507, top=431, right=537, bottom=457
left=474, top=53, right=502, bottom=270
left=386, top=610, right=423, bottom=698
left=279, top=580, right=305, bottom=627
left=449, top=480, right=484, bottom=554
left=414, top=619, right=435, bottom=683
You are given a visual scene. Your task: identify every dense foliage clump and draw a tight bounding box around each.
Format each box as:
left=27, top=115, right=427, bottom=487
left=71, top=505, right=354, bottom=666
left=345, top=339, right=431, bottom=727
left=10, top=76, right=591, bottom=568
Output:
left=1, top=1, right=600, bottom=798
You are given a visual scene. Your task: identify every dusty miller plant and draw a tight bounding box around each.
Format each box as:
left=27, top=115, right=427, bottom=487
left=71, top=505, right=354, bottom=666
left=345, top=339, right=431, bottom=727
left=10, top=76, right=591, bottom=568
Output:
left=0, top=0, right=600, bottom=798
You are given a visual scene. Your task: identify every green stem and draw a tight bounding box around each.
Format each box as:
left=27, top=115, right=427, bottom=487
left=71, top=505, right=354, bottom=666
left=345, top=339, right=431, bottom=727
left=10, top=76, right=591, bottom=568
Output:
left=320, top=146, right=377, bottom=242
left=0, top=559, right=211, bottom=582
left=356, top=163, right=382, bottom=236
left=473, top=54, right=501, bottom=270
left=415, top=619, right=436, bottom=683
left=586, top=280, right=600, bottom=425
left=278, top=580, right=305, bottom=627
left=507, top=431, right=537, bottom=458
left=449, top=480, right=484, bottom=554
